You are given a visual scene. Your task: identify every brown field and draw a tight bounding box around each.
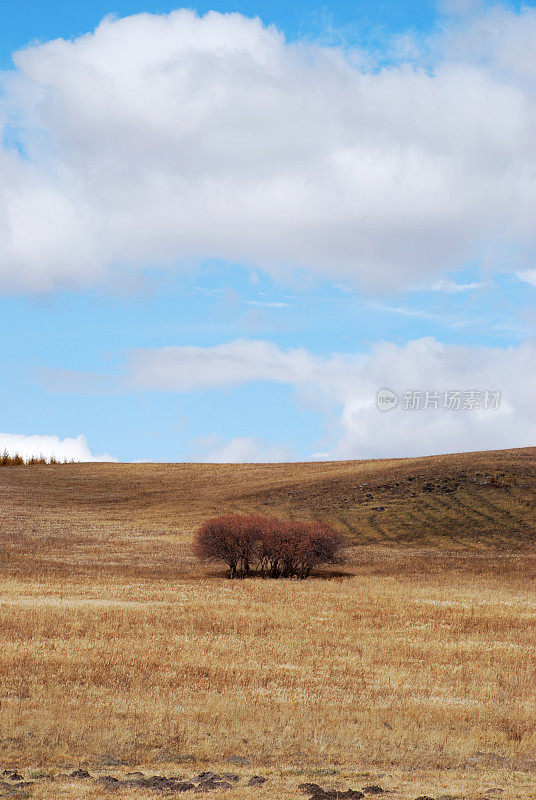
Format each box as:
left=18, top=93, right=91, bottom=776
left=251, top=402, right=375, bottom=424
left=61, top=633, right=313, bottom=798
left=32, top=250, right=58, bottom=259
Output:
left=0, top=447, right=535, bottom=799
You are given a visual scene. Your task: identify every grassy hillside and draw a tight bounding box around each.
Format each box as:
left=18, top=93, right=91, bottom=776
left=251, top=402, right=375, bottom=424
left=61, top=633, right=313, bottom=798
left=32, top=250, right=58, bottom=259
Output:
left=1, top=447, right=535, bottom=579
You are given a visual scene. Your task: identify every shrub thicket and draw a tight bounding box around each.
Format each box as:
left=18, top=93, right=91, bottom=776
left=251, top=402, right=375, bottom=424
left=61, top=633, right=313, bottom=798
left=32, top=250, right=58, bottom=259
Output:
left=193, top=514, right=344, bottom=579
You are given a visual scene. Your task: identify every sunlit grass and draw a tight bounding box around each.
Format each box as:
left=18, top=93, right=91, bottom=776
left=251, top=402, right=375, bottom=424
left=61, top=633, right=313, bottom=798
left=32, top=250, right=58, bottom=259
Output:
left=0, top=452, right=535, bottom=799
left=1, top=551, right=535, bottom=771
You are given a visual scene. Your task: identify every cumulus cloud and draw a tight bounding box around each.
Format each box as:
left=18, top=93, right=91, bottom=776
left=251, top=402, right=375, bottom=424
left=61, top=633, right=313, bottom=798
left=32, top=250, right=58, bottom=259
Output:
left=124, top=337, right=536, bottom=459
left=191, top=435, right=292, bottom=463
left=0, top=432, right=116, bottom=462
left=1, top=6, right=536, bottom=290
left=331, top=338, right=536, bottom=459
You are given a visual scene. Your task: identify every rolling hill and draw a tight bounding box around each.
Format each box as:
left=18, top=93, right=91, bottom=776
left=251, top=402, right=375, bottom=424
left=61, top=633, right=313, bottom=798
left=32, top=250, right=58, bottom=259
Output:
left=1, top=447, right=534, bottom=579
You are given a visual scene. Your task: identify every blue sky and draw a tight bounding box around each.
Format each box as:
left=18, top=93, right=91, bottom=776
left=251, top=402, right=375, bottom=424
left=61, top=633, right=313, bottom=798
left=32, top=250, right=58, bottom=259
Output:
left=0, top=0, right=535, bottom=461
left=0, top=1, right=440, bottom=69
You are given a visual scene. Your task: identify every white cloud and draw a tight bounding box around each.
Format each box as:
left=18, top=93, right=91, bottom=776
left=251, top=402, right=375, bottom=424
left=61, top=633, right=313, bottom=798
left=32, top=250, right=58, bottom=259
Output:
left=191, top=434, right=292, bottom=463
left=1, top=6, right=536, bottom=290
left=125, top=337, right=536, bottom=459
left=516, top=269, right=536, bottom=287
left=245, top=300, right=292, bottom=308
left=424, top=279, right=483, bottom=293
left=332, top=338, right=536, bottom=459
left=127, top=338, right=353, bottom=394
left=442, top=5, right=536, bottom=81
left=0, top=432, right=116, bottom=462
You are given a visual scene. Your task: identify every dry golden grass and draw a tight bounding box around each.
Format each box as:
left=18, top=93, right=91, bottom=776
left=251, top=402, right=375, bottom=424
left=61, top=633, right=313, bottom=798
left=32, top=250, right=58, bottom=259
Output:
left=2, top=551, right=536, bottom=770
left=1, top=447, right=535, bottom=558
left=0, top=449, right=535, bottom=798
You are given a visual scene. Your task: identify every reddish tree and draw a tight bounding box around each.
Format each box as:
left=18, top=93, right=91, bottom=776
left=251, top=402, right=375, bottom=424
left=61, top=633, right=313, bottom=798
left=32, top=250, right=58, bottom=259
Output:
left=193, top=514, right=345, bottom=579
left=232, top=514, right=266, bottom=577
left=299, top=522, right=345, bottom=578
left=193, top=514, right=263, bottom=578
left=264, top=520, right=344, bottom=578
left=257, top=516, right=289, bottom=578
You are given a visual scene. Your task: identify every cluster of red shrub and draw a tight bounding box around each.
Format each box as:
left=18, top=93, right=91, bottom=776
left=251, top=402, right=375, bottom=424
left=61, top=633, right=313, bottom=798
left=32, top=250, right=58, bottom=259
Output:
left=193, top=514, right=345, bottom=579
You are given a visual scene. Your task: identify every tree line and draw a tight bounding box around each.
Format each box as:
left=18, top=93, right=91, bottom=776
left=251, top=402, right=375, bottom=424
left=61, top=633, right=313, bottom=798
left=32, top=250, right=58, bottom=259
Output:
left=193, top=514, right=345, bottom=579
left=0, top=450, right=68, bottom=466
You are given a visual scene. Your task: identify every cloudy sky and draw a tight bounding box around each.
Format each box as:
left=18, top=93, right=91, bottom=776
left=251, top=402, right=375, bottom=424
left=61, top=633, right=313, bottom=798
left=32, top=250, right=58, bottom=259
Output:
left=0, top=0, right=535, bottom=462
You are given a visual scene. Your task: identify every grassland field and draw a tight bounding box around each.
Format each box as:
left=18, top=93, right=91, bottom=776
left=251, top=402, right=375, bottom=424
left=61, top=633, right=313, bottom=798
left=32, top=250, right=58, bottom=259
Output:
left=0, top=447, right=535, bottom=800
